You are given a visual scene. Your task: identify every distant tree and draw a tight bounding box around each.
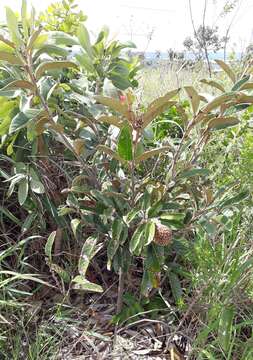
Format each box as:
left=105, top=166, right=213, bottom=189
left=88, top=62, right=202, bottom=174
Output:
left=167, top=48, right=185, bottom=62
left=183, top=25, right=226, bottom=75
left=185, top=0, right=229, bottom=76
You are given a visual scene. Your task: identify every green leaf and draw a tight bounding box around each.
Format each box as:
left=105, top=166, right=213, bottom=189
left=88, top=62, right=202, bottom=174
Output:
left=168, top=271, right=183, bottom=304
left=232, top=75, right=250, bottom=91
left=18, top=178, right=28, bottom=206
left=21, top=213, right=37, bottom=234
left=129, top=223, right=145, bottom=254
left=208, top=116, right=239, bottom=130
left=35, top=61, right=78, bottom=79
left=29, top=168, right=44, bottom=194
left=107, top=219, right=127, bottom=267
left=30, top=179, right=45, bottom=194
left=220, top=190, right=249, bottom=208
left=117, top=124, right=133, bottom=161
left=77, top=24, right=93, bottom=59
left=78, top=235, right=102, bottom=276
left=0, top=206, right=22, bottom=226
left=5, top=7, right=22, bottom=45
left=71, top=218, right=80, bottom=238
left=45, top=231, right=56, bottom=263
left=21, top=0, right=29, bottom=39
left=218, top=307, right=234, bottom=353
left=0, top=51, right=22, bottom=65
left=143, top=221, right=155, bottom=246
left=27, top=27, right=44, bottom=50
left=0, top=34, right=15, bottom=49
left=145, top=245, right=161, bottom=272
left=123, top=209, right=139, bottom=225
left=72, top=276, right=103, bottom=293
left=48, top=31, right=78, bottom=46
left=34, top=45, right=69, bottom=59
left=9, top=109, right=43, bottom=134
left=50, top=263, right=71, bottom=283
left=75, top=52, right=95, bottom=73
left=38, top=76, right=56, bottom=100
left=109, top=74, right=132, bottom=90
left=9, top=112, right=29, bottom=133
left=180, top=168, right=210, bottom=178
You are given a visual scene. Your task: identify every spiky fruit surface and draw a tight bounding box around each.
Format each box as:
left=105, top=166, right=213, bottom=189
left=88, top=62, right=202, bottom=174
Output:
left=154, top=223, right=172, bottom=246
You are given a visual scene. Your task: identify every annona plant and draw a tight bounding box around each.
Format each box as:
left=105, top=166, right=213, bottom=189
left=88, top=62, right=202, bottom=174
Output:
left=0, top=0, right=252, bottom=316
left=0, top=1, right=140, bottom=294
left=59, top=62, right=252, bottom=311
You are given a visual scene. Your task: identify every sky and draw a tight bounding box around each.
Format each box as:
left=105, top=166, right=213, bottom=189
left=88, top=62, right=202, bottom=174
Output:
left=0, top=0, right=252, bottom=52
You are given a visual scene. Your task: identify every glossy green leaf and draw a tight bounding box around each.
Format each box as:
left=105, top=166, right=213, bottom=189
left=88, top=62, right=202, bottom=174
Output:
left=50, top=263, right=71, bottom=283
left=143, top=221, right=156, bottom=246
left=9, top=109, right=43, bottom=134
left=208, top=116, right=239, bottom=130
left=77, top=24, right=93, bottom=58
left=30, top=179, right=45, bottom=194
left=117, top=124, right=133, bottom=161
left=218, top=307, right=234, bottom=352
left=5, top=7, right=22, bottom=45
left=35, top=61, right=78, bottom=79
left=78, top=235, right=102, bottom=276
left=38, top=76, right=56, bottom=100
left=71, top=218, right=81, bottom=238
left=129, top=223, right=145, bottom=254
left=72, top=276, right=103, bottom=293
left=107, top=218, right=124, bottom=266
left=34, top=45, right=69, bottom=59
left=232, top=75, right=250, bottom=91
left=145, top=245, right=161, bottom=272
left=0, top=34, right=15, bottom=49
left=18, top=178, right=28, bottom=206
left=109, top=74, right=132, bottom=90
left=168, top=271, right=183, bottom=304
left=48, top=31, right=78, bottom=46
left=9, top=112, right=29, bottom=133
left=75, top=52, right=95, bottom=73
left=21, top=213, right=37, bottom=234
left=21, top=0, right=28, bottom=39
left=220, top=189, right=249, bottom=208
left=45, top=231, right=56, bottom=263
left=180, top=168, right=209, bottom=178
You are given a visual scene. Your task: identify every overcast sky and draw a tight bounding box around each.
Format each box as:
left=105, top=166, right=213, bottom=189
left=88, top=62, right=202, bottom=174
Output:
left=0, top=0, right=252, bottom=52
